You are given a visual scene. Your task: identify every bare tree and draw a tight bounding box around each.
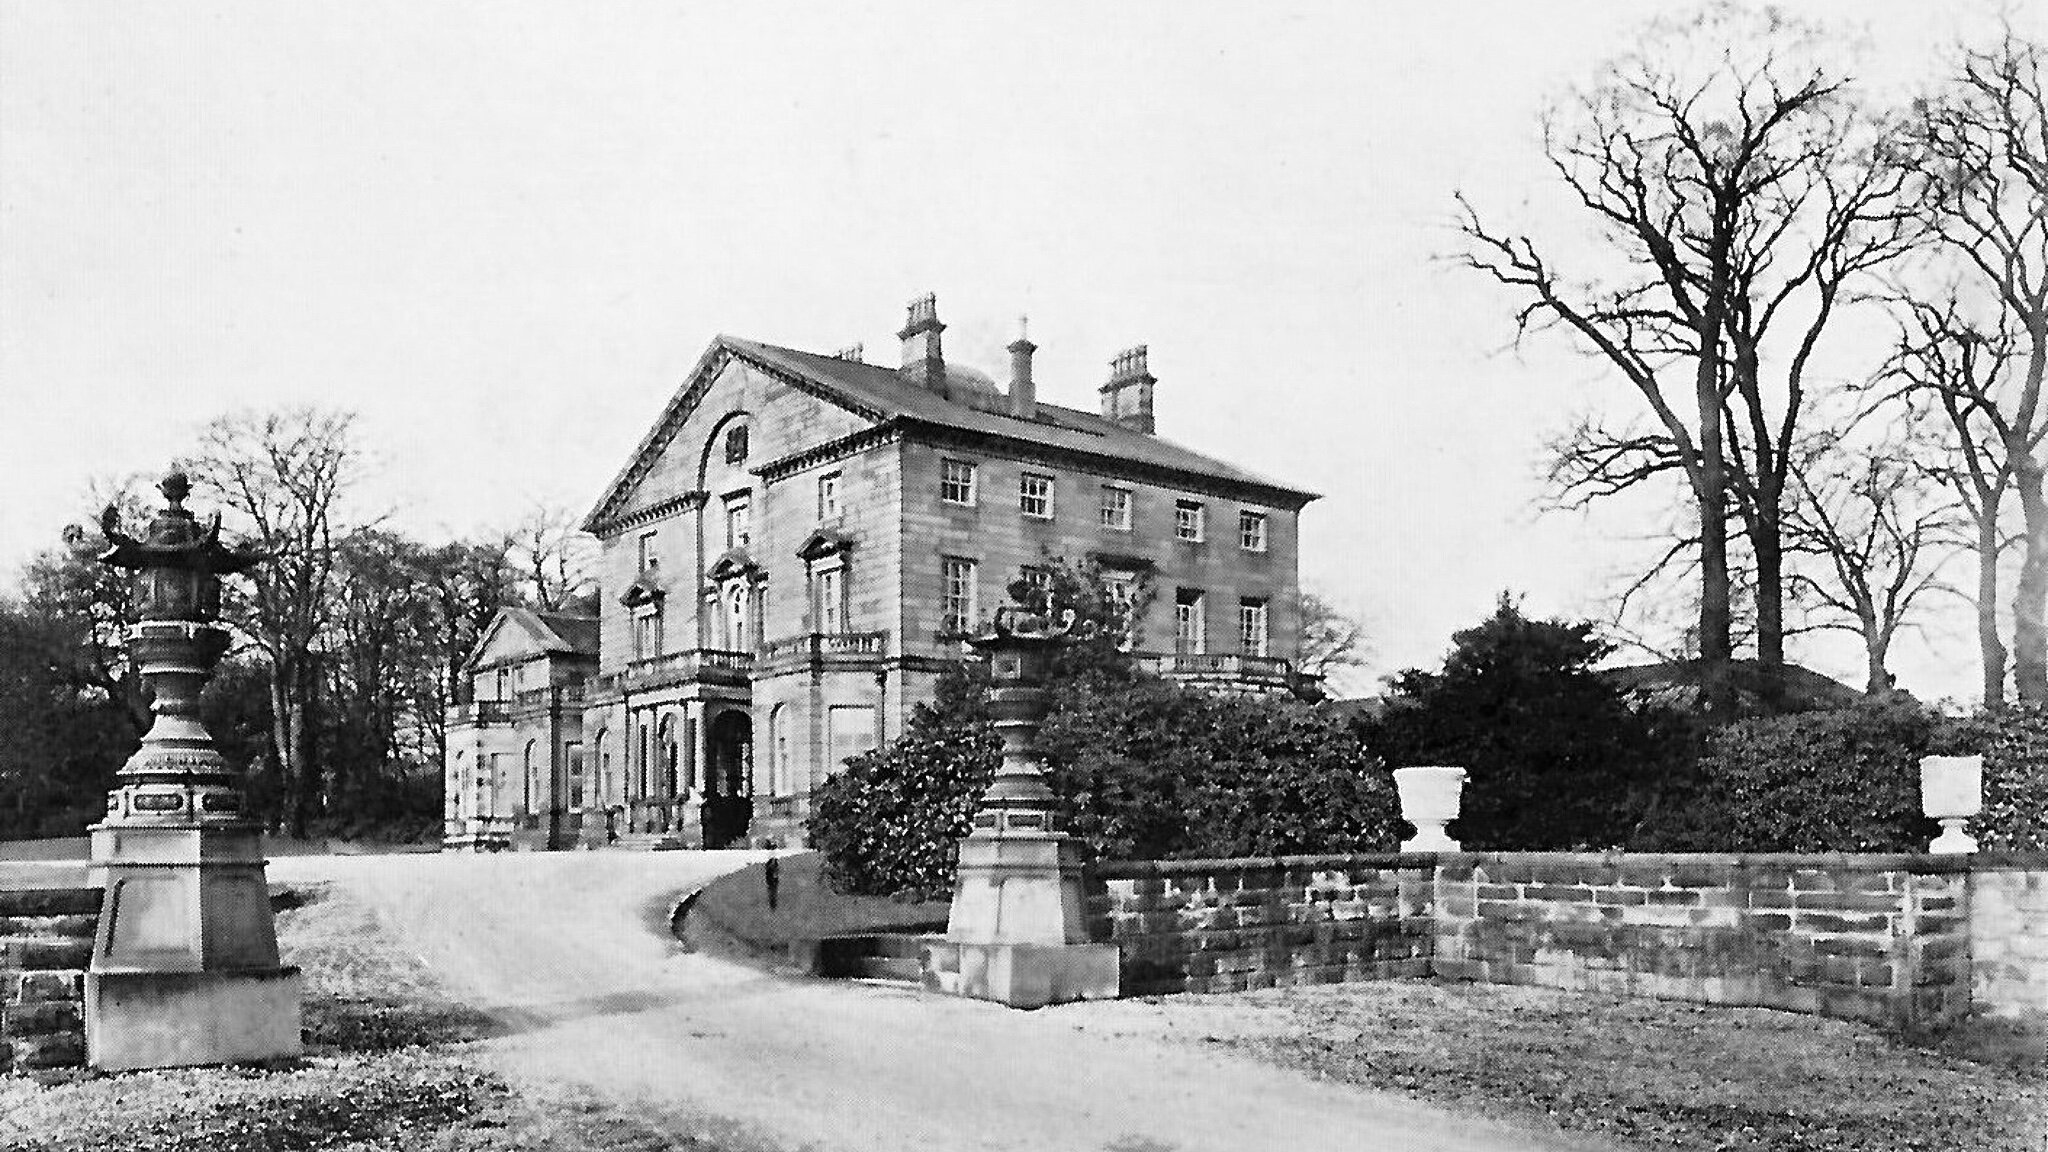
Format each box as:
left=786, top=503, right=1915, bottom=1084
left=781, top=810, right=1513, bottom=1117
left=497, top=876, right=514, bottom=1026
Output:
left=1783, top=433, right=1959, bottom=695
left=1457, top=7, right=1918, bottom=712
left=1906, top=30, right=2048, bottom=702
left=187, top=408, right=363, bottom=838
left=503, top=502, right=597, bottom=612
left=1297, top=591, right=1369, bottom=680
left=1878, top=294, right=2020, bottom=706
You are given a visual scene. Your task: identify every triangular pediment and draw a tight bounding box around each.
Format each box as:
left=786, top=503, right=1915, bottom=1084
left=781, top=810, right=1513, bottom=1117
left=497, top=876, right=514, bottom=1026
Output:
left=582, top=338, right=888, bottom=536
left=707, top=548, right=762, bottom=583
left=796, top=528, right=855, bottom=562
left=619, top=573, right=668, bottom=608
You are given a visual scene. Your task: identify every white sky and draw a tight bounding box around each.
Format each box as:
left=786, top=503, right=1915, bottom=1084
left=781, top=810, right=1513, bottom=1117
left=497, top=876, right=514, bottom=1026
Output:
left=2, top=1, right=2039, bottom=701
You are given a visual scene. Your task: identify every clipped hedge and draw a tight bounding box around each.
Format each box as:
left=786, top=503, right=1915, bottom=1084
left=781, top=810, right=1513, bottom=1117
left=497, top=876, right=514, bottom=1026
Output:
left=808, top=661, right=1399, bottom=900
left=1635, top=700, right=2048, bottom=853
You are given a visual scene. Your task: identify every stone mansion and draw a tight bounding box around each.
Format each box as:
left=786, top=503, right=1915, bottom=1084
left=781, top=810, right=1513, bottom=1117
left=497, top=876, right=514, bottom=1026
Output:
left=443, top=295, right=1318, bottom=851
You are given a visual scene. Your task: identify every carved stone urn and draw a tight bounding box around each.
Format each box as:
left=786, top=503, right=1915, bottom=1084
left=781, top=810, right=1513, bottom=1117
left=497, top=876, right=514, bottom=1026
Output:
left=1393, top=765, right=1468, bottom=852
left=86, top=471, right=302, bottom=1070
left=1920, top=754, right=1983, bottom=855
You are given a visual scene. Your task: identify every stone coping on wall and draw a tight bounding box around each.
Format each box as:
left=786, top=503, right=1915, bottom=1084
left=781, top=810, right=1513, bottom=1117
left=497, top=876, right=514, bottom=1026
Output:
left=1093, top=851, right=2048, bottom=879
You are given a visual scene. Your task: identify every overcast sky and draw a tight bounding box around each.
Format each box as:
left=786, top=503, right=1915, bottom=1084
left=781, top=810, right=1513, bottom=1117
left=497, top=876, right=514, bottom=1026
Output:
left=3, top=1, right=2039, bottom=701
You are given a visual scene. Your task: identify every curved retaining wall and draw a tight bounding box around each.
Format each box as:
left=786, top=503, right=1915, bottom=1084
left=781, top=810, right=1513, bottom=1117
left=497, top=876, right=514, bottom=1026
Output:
left=1090, top=852, right=2048, bottom=1031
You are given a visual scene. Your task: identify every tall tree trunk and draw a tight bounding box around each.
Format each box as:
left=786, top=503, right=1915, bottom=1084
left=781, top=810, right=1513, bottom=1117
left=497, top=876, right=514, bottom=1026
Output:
left=1695, top=314, right=1734, bottom=718
left=2015, top=453, right=2048, bottom=704
left=1750, top=505, right=1787, bottom=711
left=1979, top=513, right=2008, bottom=709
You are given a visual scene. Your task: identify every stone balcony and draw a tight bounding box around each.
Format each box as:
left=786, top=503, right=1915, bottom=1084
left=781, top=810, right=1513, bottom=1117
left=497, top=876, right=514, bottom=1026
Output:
left=760, top=630, right=889, bottom=670
left=594, top=648, right=756, bottom=695
left=447, top=699, right=513, bottom=726
left=1135, top=651, right=1299, bottom=692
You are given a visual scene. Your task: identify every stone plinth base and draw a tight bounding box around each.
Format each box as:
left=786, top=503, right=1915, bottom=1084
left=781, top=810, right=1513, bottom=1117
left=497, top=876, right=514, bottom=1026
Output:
left=87, top=966, right=302, bottom=1071
left=920, top=939, right=1120, bottom=1009
left=946, top=832, right=1093, bottom=944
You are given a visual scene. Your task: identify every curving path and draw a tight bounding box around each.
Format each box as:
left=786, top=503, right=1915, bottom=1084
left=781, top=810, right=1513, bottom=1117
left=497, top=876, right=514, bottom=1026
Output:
left=271, top=851, right=1628, bottom=1152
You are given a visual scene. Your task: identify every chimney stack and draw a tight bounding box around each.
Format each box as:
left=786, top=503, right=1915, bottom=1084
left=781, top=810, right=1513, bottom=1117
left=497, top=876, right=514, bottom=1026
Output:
left=898, top=293, right=946, bottom=394
left=1008, top=316, right=1037, bottom=420
left=1099, top=345, right=1156, bottom=434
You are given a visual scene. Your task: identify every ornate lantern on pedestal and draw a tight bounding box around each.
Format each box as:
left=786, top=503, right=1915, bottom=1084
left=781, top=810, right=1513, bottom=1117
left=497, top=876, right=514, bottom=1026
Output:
left=927, top=606, right=1120, bottom=1008
left=86, top=471, right=302, bottom=1071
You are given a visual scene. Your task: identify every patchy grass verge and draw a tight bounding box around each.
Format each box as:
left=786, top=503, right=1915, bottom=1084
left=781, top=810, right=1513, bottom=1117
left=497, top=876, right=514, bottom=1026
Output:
left=0, top=882, right=776, bottom=1151
left=681, top=851, right=948, bottom=965
left=1187, top=980, right=2048, bottom=1152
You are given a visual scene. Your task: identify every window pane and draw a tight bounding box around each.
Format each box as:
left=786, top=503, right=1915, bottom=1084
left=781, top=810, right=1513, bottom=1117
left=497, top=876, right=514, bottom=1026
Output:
left=1020, top=472, right=1054, bottom=518
left=818, top=473, right=840, bottom=519
left=1175, top=500, right=1205, bottom=542
left=1239, top=511, right=1267, bottom=551
left=1099, top=486, right=1132, bottom=529
left=1239, top=599, right=1269, bottom=656
left=942, top=557, right=978, bottom=633
left=941, top=459, right=977, bottom=505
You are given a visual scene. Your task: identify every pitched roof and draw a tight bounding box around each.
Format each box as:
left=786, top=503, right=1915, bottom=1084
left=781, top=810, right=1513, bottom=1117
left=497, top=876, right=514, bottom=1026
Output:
left=463, top=607, right=600, bottom=672
left=586, top=335, right=1318, bottom=533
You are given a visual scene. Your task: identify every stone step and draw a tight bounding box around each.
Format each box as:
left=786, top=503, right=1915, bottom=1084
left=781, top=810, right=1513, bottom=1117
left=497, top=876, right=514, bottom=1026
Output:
left=4, top=971, right=84, bottom=1004
left=611, top=834, right=686, bottom=851
left=855, top=955, right=923, bottom=983
left=0, top=890, right=100, bottom=918
left=0, top=939, right=93, bottom=971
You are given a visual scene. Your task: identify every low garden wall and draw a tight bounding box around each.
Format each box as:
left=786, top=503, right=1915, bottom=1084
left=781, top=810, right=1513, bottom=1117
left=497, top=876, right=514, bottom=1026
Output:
left=0, top=887, right=99, bottom=1073
left=1090, top=855, right=1434, bottom=996
left=1089, top=852, right=2048, bottom=1031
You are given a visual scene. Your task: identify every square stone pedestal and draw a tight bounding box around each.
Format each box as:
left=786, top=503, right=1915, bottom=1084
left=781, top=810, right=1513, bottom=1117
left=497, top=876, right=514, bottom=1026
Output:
left=930, top=831, right=1120, bottom=1008
left=87, top=967, right=302, bottom=1071
left=86, top=821, right=302, bottom=1070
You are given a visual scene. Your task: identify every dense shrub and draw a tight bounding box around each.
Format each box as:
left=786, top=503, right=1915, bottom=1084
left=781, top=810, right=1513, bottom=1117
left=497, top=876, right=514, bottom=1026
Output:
left=1636, top=703, right=1941, bottom=852
left=1364, top=595, right=1700, bottom=850
left=808, top=660, right=1398, bottom=900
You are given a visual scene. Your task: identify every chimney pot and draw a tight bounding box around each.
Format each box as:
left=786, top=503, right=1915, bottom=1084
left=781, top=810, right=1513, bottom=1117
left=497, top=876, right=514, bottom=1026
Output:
left=897, top=293, right=946, bottom=393
left=1007, top=317, right=1038, bottom=420
left=1099, top=344, right=1157, bottom=434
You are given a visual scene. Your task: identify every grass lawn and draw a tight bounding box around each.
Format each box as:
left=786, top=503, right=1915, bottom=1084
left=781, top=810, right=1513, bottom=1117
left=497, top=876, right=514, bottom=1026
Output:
left=679, top=851, right=949, bottom=964
left=0, top=883, right=777, bottom=1152
left=1183, top=980, right=2048, bottom=1152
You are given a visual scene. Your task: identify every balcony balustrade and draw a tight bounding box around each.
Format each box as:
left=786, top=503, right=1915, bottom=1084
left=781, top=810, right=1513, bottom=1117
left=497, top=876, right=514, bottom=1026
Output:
left=448, top=699, right=512, bottom=726
left=1135, top=651, right=1296, bottom=682
left=762, top=631, right=889, bottom=664
left=595, top=648, right=757, bottom=694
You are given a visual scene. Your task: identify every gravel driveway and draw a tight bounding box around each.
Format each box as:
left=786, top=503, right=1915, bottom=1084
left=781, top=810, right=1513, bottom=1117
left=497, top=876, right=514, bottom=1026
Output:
left=271, top=851, right=1623, bottom=1152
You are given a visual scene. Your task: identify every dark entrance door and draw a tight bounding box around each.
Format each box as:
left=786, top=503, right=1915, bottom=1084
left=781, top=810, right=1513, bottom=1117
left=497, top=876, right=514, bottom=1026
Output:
left=701, top=710, right=753, bottom=849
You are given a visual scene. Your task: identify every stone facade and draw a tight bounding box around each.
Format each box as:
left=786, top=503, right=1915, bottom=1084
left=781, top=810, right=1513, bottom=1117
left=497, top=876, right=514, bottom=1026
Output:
left=0, top=888, right=98, bottom=1073
left=444, top=609, right=598, bottom=850
left=454, top=295, right=1318, bottom=851
left=1089, top=852, right=2047, bottom=1033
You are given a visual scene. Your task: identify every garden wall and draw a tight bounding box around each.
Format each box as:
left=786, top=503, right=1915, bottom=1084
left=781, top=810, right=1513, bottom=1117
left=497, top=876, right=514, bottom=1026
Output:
left=1433, top=853, right=1971, bottom=1029
left=0, top=887, right=98, bottom=1073
left=1089, top=855, right=1433, bottom=996
left=1970, top=858, right=2048, bottom=1022
left=1090, top=852, right=2048, bottom=1032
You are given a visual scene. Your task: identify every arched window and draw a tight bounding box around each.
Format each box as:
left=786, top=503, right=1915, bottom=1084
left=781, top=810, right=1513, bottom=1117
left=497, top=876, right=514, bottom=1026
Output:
left=727, top=584, right=749, bottom=651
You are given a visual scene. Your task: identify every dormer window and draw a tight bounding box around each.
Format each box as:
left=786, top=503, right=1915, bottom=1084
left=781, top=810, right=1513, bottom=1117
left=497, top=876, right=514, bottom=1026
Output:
left=725, top=426, right=749, bottom=463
